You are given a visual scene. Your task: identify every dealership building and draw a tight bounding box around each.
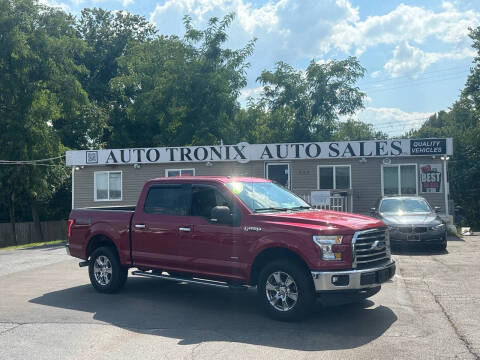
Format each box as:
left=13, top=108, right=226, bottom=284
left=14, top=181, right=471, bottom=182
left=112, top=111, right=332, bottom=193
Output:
left=66, top=137, right=453, bottom=219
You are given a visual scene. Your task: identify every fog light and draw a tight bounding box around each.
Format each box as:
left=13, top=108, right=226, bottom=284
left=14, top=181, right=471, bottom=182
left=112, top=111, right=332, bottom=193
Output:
left=331, top=275, right=349, bottom=286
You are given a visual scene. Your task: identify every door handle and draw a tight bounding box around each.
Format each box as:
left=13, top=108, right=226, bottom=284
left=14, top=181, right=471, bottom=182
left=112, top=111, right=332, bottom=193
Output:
left=179, top=227, right=191, bottom=232
left=135, top=224, right=146, bottom=229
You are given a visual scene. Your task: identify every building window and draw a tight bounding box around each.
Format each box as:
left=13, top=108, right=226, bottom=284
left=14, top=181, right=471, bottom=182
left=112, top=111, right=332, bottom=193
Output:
left=382, top=164, right=417, bottom=195
left=94, top=171, right=122, bottom=201
left=317, top=165, right=351, bottom=190
left=165, top=168, right=195, bottom=177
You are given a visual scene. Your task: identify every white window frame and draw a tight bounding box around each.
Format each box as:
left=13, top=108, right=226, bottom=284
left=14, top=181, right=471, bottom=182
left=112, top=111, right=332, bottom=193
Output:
left=381, top=163, right=418, bottom=196
left=317, top=165, right=352, bottom=190
left=165, top=168, right=195, bottom=177
left=265, top=162, right=291, bottom=189
left=94, top=171, right=123, bottom=201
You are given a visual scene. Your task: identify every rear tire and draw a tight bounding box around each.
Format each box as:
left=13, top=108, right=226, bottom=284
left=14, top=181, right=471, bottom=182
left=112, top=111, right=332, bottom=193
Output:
left=89, top=247, right=128, bottom=293
left=257, top=259, right=315, bottom=321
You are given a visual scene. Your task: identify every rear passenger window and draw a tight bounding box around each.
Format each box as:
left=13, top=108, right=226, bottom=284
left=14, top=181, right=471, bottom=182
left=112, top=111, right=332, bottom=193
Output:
left=144, top=186, right=190, bottom=215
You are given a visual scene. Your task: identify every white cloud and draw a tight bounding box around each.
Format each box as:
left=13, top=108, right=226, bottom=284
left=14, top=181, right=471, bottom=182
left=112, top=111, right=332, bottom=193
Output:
left=357, top=107, right=433, bottom=135
left=149, top=0, right=359, bottom=62
left=329, top=2, right=479, bottom=56
left=238, top=86, right=263, bottom=107
left=122, top=0, right=134, bottom=6
left=383, top=41, right=476, bottom=78
left=37, top=0, right=69, bottom=11
left=149, top=0, right=479, bottom=83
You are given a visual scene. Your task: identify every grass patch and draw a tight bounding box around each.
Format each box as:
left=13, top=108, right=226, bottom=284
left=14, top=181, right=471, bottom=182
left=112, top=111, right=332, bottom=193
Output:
left=0, top=239, right=65, bottom=251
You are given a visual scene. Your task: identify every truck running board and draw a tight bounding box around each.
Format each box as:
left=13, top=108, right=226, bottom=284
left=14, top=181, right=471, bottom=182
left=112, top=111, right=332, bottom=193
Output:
left=131, top=270, right=249, bottom=290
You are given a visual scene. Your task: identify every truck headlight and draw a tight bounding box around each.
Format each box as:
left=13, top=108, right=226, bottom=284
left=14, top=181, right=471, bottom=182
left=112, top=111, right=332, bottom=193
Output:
left=313, top=235, right=343, bottom=261
left=431, top=224, right=445, bottom=231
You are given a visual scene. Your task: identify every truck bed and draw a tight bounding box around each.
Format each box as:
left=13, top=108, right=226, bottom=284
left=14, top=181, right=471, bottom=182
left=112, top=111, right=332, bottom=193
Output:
left=69, top=207, right=135, bottom=264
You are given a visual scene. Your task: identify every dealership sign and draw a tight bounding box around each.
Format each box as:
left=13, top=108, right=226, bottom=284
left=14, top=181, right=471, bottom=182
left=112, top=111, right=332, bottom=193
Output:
left=66, top=138, right=453, bottom=166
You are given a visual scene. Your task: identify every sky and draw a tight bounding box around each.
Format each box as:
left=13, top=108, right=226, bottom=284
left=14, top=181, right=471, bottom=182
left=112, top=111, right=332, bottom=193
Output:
left=42, top=0, right=480, bottom=136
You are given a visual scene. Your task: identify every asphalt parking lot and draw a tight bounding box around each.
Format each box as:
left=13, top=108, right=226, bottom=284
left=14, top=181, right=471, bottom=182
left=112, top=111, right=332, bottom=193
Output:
left=0, top=236, right=479, bottom=360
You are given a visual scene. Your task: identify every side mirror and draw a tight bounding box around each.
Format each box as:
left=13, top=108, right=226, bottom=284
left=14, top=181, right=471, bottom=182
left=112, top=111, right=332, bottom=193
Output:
left=434, top=206, right=441, bottom=213
left=210, top=206, right=233, bottom=225
left=370, top=207, right=377, bottom=216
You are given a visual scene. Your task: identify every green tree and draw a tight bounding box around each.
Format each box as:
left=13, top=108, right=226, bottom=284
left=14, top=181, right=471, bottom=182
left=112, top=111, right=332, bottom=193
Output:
left=0, top=0, right=81, bottom=243
left=72, top=8, right=156, bottom=149
left=334, top=119, right=387, bottom=141
left=254, top=57, right=366, bottom=143
left=110, top=13, right=255, bottom=147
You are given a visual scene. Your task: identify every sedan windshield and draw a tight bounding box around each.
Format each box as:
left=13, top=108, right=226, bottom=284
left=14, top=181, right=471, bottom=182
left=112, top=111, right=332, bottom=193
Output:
left=225, top=181, right=310, bottom=212
left=379, top=198, right=432, bottom=215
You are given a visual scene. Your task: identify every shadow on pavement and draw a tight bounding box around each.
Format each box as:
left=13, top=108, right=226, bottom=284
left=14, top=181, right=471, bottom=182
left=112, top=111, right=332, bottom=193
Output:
left=30, top=277, right=397, bottom=351
left=392, top=246, right=448, bottom=256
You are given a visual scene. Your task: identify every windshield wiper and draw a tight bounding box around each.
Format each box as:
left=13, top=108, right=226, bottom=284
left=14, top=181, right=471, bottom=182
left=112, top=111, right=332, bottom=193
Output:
left=254, top=207, right=289, bottom=213
left=288, top=206, right=312, bottom=211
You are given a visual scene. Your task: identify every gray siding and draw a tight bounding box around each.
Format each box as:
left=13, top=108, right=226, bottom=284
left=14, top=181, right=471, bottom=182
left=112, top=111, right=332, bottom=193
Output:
left=73, top=157, right=448, bottom=215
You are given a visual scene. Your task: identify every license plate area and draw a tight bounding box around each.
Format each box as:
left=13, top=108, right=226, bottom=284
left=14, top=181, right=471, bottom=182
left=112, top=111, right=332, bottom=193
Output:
left=377, top=268, right=390, bottom=283
left=360, top=267, right=393, bottom=285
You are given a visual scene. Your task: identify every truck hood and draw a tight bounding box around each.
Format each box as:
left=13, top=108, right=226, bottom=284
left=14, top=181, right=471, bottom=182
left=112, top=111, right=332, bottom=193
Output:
left=256, top=209, right=385, bottom=232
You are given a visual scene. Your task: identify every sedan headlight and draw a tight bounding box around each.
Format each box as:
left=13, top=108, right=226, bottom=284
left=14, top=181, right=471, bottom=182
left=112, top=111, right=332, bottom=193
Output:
left=431, top=223, right=445, bottom=231
left=313, top=235, right=343, bottom=261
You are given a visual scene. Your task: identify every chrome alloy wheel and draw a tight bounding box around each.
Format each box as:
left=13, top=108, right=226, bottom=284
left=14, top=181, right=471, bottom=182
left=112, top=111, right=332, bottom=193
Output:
left=265, top=271, right=299, bottom=311
left=93, top=255, right=113, bottom=286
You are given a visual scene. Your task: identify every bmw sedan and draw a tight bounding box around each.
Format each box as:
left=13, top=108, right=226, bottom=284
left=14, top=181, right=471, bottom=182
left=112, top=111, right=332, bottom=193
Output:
left=372, top=196, right=447, bottom=250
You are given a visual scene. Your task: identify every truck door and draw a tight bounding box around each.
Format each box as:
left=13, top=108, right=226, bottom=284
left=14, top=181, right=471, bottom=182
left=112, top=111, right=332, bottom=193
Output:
left=178, top=184, right=245, bottom=279
left=131, top=184, right=191, bottom=269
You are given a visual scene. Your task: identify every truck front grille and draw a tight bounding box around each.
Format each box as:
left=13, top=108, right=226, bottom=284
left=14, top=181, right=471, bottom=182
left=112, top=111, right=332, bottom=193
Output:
left=353, top=227, right=390, bottom=269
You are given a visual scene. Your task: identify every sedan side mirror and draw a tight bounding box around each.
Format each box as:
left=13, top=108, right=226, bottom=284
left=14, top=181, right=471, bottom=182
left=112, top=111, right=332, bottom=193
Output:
left=370, top=207, right=377, bottom=216
left=210, top=206, right=233, bottom=225
left=434, top=206, right=441, bottom=213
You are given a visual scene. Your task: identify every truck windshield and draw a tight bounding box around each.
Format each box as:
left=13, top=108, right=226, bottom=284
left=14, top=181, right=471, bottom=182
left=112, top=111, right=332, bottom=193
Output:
left=225, top=181, right=311, bottom=212
left=379, top=198, right=432, bottom=215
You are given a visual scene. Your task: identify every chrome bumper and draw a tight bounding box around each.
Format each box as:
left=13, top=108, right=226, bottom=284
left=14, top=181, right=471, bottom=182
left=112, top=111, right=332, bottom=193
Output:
left=311, top=260, right=396, bottom=291
left=65, top=243, right=70, bottom=255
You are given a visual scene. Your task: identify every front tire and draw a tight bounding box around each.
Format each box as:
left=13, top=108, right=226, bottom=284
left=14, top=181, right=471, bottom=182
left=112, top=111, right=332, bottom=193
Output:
left=257, top=259, right=315, bottom=321
left=89, top=247, right=128, bottom=293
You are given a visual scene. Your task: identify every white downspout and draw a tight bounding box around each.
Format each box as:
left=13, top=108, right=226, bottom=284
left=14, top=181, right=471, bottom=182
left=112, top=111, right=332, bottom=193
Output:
left=442, top=157, right=449, bottom=220
left=71, top=166, right=75, bottom=210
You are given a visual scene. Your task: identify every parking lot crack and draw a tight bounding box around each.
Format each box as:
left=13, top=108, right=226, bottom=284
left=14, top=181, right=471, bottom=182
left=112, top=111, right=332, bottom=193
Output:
left=423, top=281, right=479, bottom=360
left=0, top=323, right=21, bottom=335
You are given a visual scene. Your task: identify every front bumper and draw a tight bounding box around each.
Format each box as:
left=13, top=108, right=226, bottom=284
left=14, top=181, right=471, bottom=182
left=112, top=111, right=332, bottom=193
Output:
left=390, top=230, right=446, bottom=244
left=311, top=260, right=396, bottom=292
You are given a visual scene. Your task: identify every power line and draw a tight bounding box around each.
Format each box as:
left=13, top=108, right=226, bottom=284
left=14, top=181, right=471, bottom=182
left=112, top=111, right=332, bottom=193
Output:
left=363, top=73, right=468, bottom=93
left=360, top=65, right=470, bottom=86
left=0, top=155, right=65, bottom=163
left=0, top=155, right=66, bottom=166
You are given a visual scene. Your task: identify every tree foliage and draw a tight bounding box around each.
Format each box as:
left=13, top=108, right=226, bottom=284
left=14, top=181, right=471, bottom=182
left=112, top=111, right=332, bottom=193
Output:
left=407, top=27, right=480, bottom=227
left=249, top=58, right=366, bottom=143
left=109, top=13, right=255, bottom=147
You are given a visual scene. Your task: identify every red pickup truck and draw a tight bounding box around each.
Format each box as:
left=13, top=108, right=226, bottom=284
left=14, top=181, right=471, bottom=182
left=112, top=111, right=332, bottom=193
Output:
left=66, top=176, right=395, bottom=320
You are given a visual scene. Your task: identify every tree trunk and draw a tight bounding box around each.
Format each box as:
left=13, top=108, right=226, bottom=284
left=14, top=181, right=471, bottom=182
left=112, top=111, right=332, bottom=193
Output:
left=9, top=193, right=17, bottom=246
left=32, top=201, right=44, bottom=243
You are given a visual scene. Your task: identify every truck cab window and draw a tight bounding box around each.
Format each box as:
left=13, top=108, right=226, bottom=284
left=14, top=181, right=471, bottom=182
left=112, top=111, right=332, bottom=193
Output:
left=191, top=186, right=231, bottom=218
left=144, top=186, right=190, bottom=215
